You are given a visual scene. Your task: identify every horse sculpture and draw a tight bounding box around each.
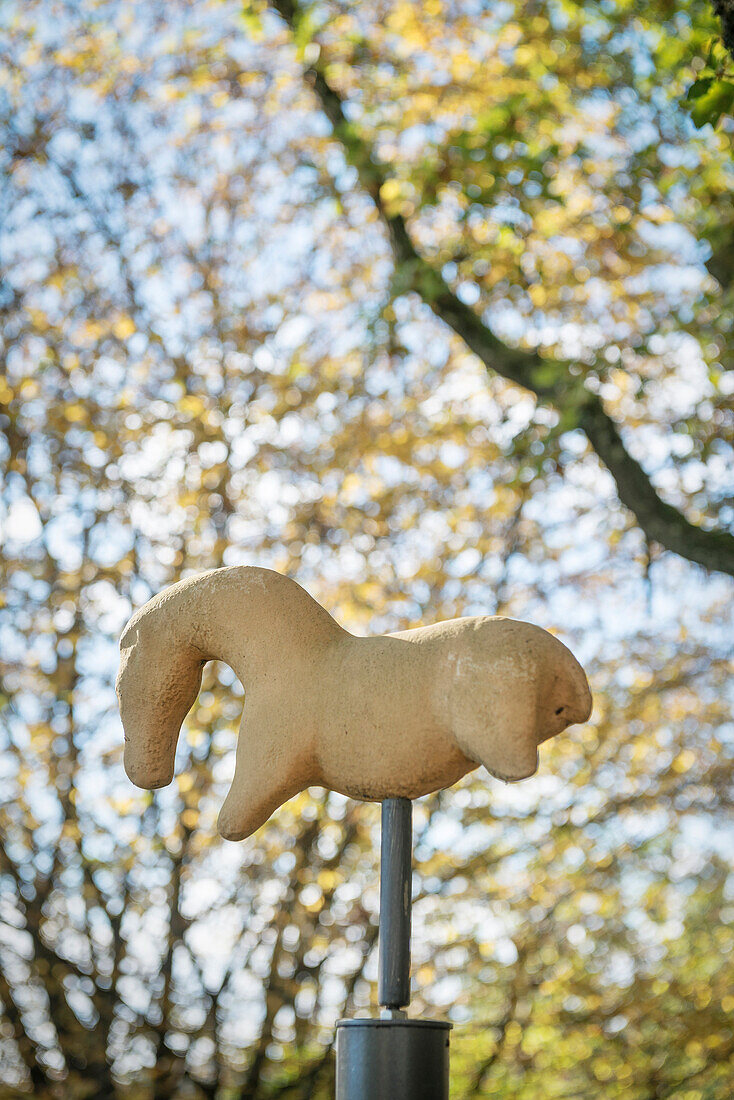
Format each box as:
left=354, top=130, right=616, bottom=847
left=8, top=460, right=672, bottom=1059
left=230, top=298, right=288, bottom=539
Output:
left=116, top=566, right=592, bottom=840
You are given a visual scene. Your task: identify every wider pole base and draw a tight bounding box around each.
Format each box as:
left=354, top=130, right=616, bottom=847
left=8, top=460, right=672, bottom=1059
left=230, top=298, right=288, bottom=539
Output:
left=335, top=1018, right=451, bottom=1100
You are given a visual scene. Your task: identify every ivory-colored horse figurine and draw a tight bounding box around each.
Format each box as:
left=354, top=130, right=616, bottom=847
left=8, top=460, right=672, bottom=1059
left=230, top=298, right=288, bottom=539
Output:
left=116, top=566, right=592, bottom=840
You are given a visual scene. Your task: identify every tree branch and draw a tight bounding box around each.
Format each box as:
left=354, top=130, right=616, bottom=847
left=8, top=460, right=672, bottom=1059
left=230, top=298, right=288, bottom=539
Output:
left=271, top=0, right=734, bottom=577
left=713, top=0, right=734, bottom=59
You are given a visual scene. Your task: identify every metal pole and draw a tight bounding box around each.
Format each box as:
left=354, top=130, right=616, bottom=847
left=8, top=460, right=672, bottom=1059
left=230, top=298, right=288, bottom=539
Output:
left=335, top=797, right=451, bottom=1100
left=378, top=797, right=412, bottom=1010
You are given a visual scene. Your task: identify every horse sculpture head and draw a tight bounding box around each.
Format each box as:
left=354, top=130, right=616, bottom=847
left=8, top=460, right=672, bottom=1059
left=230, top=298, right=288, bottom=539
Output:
left=382, top=613, right=592, bottom=791
left=117, top=607, right=205, bottom=790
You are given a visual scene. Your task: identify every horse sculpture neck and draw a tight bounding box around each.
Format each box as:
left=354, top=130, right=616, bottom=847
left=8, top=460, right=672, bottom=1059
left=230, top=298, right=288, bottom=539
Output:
left=133, top=565, right=346, bottom=679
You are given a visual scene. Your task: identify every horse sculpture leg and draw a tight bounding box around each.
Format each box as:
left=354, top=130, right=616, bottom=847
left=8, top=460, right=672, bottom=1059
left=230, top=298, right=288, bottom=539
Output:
left=217, top=707, right=309, bottom=841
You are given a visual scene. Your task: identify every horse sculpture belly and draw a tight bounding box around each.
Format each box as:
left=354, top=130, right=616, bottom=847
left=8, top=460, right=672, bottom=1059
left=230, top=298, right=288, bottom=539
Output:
left=116, top=566, right=592, bottom=840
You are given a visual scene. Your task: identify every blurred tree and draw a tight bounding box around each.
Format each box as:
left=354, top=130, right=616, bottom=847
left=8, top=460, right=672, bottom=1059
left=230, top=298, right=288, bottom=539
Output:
left=267, top=0, right=734, bottom=576
left=0, top=1, right=732, bottom=1099
left=712, top=0, right=734, bottom=59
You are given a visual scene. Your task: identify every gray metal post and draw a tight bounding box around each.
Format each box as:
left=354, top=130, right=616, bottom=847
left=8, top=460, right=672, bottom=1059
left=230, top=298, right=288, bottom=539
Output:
left=378, top=797, right=412, bottom=1010
left=335, top=797, right=451, bottom=1100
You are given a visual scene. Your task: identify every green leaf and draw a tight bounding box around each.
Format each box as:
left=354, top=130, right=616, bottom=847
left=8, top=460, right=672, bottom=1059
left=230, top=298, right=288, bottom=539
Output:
left=706, top=37, right=730, bottom=70
left=690, top=80, right=734, bottom=129
left=686, top=76, right=713, bottom=101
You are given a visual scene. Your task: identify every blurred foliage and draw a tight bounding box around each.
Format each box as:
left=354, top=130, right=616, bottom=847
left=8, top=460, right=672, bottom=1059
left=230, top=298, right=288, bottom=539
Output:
left=0, top=0, right=733, bottom=1098
left=260, top=0, right=734, bottom=572
left=687, top=37, right=734, bottom=128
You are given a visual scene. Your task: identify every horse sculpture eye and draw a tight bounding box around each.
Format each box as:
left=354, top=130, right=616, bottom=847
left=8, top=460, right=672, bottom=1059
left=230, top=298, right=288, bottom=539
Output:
left=555, top=706, right=565, bottom=715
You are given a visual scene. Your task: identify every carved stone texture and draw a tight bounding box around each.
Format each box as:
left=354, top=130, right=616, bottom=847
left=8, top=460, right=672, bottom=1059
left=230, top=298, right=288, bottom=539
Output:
left=116, top=567, right=592, bottom=841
